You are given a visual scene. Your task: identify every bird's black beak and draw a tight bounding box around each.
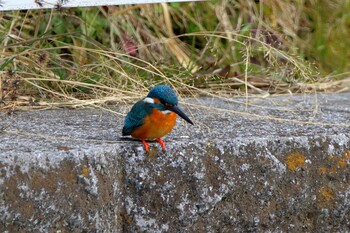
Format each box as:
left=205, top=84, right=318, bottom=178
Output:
left=168, top=105, right=193, bottom=125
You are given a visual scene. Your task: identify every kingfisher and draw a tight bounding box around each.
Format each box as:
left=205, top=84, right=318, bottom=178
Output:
left=122, top=85, right=193, bottom=152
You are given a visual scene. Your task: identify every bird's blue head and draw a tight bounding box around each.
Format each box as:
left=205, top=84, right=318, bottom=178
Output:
left=146, top=85, right=193, bottom=125
left=147, top=85, right=178, bottom=106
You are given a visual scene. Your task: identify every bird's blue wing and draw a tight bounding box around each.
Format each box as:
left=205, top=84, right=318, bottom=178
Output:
left=122, top=100, right=152, bottom=136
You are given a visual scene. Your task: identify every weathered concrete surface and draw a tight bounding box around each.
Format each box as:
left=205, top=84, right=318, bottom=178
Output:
left=1, top=93, right=350, bottom=232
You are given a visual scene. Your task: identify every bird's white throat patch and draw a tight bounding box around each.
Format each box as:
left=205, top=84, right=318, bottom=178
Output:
left=161, top=110, right=172, bottom=114
left=143, top=97, right=172, bottom=114
left=143, top=97, right=154, bottom=104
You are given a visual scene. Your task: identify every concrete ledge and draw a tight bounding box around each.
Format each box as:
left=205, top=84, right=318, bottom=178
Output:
left=1, top=93, right=350, bottom=232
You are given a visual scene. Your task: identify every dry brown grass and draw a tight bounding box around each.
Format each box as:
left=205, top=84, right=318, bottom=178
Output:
left=0, top=0, right=349, bottom=114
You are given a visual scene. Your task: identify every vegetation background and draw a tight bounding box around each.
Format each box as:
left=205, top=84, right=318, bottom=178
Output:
left=0, top=0, right=349, bottom=111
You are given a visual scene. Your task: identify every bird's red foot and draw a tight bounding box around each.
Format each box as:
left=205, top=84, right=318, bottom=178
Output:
left=156, top=138, right=166, bottom=151
left=141, top=139, right=149, bottom=152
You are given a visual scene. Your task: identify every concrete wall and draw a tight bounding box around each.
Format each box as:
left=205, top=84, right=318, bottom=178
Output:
left=1, top=94, right=350, bottom=232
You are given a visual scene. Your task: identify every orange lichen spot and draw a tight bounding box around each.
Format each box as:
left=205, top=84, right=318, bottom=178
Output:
left=342, top=150, right=350, bottom=163
left=82, top=166, right=89, bottom=176
left=286, top=152, right=305, bottom=171
left=331, top=151, right=350, bottom=170
left=330, top=166, right=338, bottom=173
left=344, top=150, right=350, bottom=160
left=318, top=186, right=335, bottom=207
left=337, top=160, right=347, bottom=168
left=319, top=186, right=335, bottom=200
left=317, top=166, right=328, bottom=175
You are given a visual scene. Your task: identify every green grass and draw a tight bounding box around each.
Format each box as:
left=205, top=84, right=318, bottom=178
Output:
left=0, top=0, right=349, bottom=110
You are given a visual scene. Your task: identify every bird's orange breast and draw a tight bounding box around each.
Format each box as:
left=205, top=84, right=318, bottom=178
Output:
left=130, top=108, right=177, bottom=139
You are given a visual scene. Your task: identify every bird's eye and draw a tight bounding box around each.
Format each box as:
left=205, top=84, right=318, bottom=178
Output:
left=164, top=103, right=173, bottom=107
